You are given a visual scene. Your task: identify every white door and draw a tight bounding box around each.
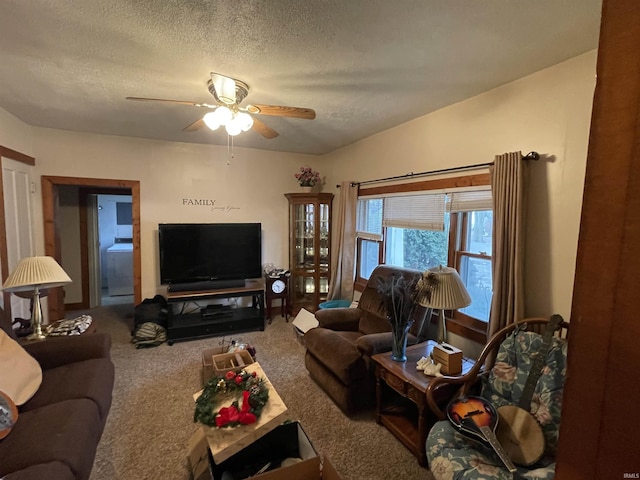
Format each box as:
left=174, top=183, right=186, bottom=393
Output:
left=2, top=157, right=35, bottom=321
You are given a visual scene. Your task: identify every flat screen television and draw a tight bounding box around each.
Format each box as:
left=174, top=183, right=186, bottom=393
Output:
left=158, top=223, right=262, bottom=290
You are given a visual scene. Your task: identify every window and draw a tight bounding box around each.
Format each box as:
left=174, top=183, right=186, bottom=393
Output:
left=451, top=211, right=493, bottom=328
left=359, top=238, right=382, bottom=280
left=355, top=198, right=383, bottom=287
left=384, top=226, right=448, bottom=271
left=448, top=189, right=493, bottom=328
left=355, top=180, right=492, bottom=342
left=382, top=192, right=449, bottom=270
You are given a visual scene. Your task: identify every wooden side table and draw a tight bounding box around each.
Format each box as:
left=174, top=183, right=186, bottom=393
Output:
left=372, top=340, right=475, bottom=466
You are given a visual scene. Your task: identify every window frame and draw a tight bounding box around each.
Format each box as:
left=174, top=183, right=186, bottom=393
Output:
left=354, top=173, right=491, bottom=344
left=449, top=211, right=492, bottom=344
left=355, top=236, right=384, bottom=291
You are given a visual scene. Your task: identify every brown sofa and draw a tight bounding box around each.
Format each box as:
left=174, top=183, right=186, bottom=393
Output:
left=0, top=310, right=114, bottom=480
left=304, top=265, right=429, bottom=414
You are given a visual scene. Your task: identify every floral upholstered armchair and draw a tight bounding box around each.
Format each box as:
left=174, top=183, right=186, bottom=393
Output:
left=425, top=317, right=568, bottom=480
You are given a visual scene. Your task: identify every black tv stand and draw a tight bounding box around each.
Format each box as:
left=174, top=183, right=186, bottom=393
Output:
left=165, top=279, right=264, bottom=344
left=167, top=279, right=246, bottom=292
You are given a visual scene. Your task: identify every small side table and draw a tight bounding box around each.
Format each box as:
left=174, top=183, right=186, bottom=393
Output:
left=372, top=340, right=475, bottom=466
left=264, top=274, right=290, bottom=323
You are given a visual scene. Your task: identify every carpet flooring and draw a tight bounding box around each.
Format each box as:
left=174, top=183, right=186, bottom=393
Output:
left=85, top=304, right=435, bottom=480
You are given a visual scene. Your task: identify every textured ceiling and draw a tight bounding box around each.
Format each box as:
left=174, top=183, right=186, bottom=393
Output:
left=0, top=1, right=602, bottom=155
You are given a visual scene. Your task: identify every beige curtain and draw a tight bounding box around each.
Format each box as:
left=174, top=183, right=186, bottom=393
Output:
left=488, top=151, right=528, bottom=342
left=327, top=181, right=358, bottom=301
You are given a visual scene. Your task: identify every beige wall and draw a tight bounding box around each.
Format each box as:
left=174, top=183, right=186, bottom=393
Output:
left=0, top=51, right=596, bottom=324
left=0, top=108, right=34, bottom=156
left=30, top=130, right=324, bottom=299
left=0, top=118, right=323, bottom=300
left=328, top=51, right=597, bottom=325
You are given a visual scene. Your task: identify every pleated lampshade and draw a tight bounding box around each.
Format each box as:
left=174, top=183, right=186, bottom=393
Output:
left=2, top=256, right=72, bottom=292
left=419, top=265, right=471, bottom=310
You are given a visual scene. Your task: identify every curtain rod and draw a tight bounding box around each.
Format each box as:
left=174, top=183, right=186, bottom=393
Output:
left=337, top=151, right=540, bottom=188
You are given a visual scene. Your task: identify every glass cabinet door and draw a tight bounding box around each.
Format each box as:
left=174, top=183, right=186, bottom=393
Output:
left=285, top=192, right=334, bottom=312
left=294, top=203, right=316, bottom=271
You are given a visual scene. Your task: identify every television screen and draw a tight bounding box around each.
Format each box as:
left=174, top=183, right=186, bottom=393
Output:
left=158, top=223, right=262, bottom=286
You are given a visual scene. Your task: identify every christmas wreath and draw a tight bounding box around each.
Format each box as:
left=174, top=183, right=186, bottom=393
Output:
left=194, top=369, right=269, bottom=428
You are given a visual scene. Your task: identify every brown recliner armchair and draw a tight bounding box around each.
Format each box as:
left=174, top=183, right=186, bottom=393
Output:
left=304, top=265, right=429, bottom=414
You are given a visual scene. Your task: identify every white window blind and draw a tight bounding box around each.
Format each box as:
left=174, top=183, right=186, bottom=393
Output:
left=447, top=189, right=492, bottom=212
left=383, top=193, right=446, bottom=231
left=356, top=198, right=383, bottom=241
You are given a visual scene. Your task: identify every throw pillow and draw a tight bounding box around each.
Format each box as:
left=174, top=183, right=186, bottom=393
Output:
left=46, top=315, right=93, bottom=336
left=0, top=329, right=43, bottom=405
left=0, top=389, right=18, bottom=439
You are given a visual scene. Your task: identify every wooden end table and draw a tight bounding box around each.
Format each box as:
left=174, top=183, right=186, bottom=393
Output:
left=372, top=340, right=475, bottom=466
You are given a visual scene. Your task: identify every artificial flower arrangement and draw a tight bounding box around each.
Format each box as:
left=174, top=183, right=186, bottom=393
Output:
left=194, top=369, right=269, bottom=428
left=294, top=166, right=322, bottom=187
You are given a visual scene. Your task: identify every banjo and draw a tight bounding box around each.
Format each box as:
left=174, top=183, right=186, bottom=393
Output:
left=495, top=314, right=564, bottom=466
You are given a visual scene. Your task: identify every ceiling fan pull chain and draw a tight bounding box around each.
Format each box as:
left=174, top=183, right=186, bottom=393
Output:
left=227, top=134, right=235, bottom=165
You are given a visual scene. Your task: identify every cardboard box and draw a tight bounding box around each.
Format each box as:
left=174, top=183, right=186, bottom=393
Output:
left=192, top=362, right=289, bottom=465
left=432, top=342, right=463, bottom=375
left=188, top=421, right=342, bottom=480
left=202, top=347, right=255, bottom=384
left=202, top=346, right=227, bottom=384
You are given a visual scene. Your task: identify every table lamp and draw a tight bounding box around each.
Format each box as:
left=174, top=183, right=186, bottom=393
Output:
left=419, top=265, right=471, bottom=344
left=2, top=256, right=72, bottom=341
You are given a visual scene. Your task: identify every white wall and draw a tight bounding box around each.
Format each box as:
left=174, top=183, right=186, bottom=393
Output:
left=327, top=51, right=597, bottom=324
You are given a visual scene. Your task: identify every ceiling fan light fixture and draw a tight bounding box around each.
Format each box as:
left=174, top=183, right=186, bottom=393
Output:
left=212, top=73, right=237, bottom=105
left=203, top=111, right=221, bottom=131
left=225, top=122, right=242, bottom=136
left=237, top=112, right=254, bottom=131
left=213, top=106, right=233, bottom=125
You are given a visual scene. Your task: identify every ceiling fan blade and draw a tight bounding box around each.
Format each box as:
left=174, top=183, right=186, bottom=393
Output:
left=251, top=117, right=279, bottom=139
left=183, top=118, right=205, bottom=132
left=246, top=104, right=316, bottom=120
left=126, top=97, right=217, bottom=108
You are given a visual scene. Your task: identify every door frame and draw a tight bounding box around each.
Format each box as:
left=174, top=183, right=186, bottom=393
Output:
left=65, top=187, right=135, bottom=310
left=41, top=176, right=141, bottom=320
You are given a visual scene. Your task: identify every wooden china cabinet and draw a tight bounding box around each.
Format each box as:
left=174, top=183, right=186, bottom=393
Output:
left=285, top=192, right=333, bottom=313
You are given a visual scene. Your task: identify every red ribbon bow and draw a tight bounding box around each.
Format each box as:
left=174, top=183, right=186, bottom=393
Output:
left=215, top=390, right=257, bottom=427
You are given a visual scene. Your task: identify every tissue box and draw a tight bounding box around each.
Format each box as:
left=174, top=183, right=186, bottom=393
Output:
left=432, top=342, right=463, bottom=375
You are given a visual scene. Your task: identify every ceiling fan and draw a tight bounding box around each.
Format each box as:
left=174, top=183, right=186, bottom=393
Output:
left=126, top=72, right=316, bottom=139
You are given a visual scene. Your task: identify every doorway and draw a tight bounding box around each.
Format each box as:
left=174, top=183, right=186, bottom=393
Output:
left=96, top=193, right=134, bottom=307
left=41, top=176, right=141, bottom=321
